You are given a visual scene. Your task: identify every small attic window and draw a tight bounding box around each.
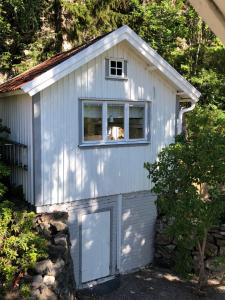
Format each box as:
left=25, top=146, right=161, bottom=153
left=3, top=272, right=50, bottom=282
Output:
left=105, top=58, right=127, bottom=80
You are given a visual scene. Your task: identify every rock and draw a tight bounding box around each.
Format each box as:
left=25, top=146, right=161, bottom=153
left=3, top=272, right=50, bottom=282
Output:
left=212, top=233, right=225, bottom=239
left=155, top=233, right=172, bottom=245
left=34, top=259, right=53, bottom=275
left=31, top=275, right=43, bottom=289
left=205, top=242, right=218, bottom=257
left=156, top=246, right=172, bottom=259
left=217, top=239, right=225, bottom=247
left=39, top=286, right=58, bottom=300
left=22, top=274, right=33, bottom=283
left=37, top=213, right=52, bottom=224
left=165, top=244, right=176, bottom=253
left=154, top=252, right=162, bottom=259
left=52, top=211, right=68, bottom=222
left=206, top=258, right=225, bottom=272
left=54, top=258, right=65, bottom=272
left=220, top=225, right=225, bottom=231
left=31, top=288, right=41, bottom=298
left=207, top=234, right=215, bottom=243
left=48, top=244, right=67, bottom=260
left=43, top=275, right=55, bottom=286
left=30, top=212, right=75, bottom=299
left=54, top=233, right=68, bottom=247
left=219, top=246, right=225, bottom=256
left=37, top=226, right=52, bottom=238
left=46, top=258, right=65, bottom=276
left=40, top=221, right=51, bottom=230
left=209, top=226, right=220, bottom=232
left=50, top=220, right=68, bottom=232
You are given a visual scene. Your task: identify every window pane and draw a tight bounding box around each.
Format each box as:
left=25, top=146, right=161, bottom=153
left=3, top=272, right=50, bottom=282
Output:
left=110, top=61, right=116, bottom=67
left=84, top=103, right=102, bottom=141
left=110, top=68, right=116, bottom=75
left=129, top=105, right=145, bottom=139
left=107, top=105, right=124, bottom=140
left=117, top=61, right=122, bottom=68
left=117, top=69, right=122, bottom=76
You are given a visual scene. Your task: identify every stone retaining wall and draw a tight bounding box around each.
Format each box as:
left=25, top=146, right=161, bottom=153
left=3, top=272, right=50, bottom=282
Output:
left=154, top=216, right=225, bottom=278
left=23, top=212, right=77, bottom=300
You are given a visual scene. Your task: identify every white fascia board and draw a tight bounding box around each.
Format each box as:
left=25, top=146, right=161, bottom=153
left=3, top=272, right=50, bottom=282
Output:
left=124, top=30, right=201, bottom=101
left=21, top=25, right=201, bottom=101
left=22, top=26, right=129, bottom=96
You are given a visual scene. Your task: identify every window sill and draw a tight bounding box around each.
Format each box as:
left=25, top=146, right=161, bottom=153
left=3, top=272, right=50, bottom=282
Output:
left=105, top=76, right=128, bottom=81
left=79, top=140, right=150, bottom=149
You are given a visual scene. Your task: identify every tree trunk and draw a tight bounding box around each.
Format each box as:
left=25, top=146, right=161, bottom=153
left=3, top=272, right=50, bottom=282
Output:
left=197, top=230, right=208, bottom=290
left=53, top=0, right=63, bottom=53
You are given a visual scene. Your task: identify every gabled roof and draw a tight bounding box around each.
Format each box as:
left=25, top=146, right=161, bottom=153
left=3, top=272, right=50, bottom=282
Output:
left=0, top=32, right=110, bottom=94
left=0, top=25, right=201, bottom=101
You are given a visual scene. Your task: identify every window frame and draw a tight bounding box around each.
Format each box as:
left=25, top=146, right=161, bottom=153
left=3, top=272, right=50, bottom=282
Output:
left=105, top=58, right=127, bottom=80
left=109, top=59, right=125, bottom=78
left=80, top=98, right=151, bottom=147
left=107, top=103, right=125, bottom=141
left=82, top=101, right=103, bottom=143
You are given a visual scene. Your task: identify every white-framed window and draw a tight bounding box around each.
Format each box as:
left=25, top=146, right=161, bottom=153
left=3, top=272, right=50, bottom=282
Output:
left=105, top=58, right=128, bottom=79
left=83, top=102, right=103, bottom=141
left=80, top=99, right=151, bottom=146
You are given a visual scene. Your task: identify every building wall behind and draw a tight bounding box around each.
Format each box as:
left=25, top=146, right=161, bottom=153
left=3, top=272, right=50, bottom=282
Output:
left=65, top=190, right=156, bottom=288
left=121, top=191, right=156, bottom=272
left=0, top=94, right=33, bottom=203
left=39, top=41, right=177, bottom=206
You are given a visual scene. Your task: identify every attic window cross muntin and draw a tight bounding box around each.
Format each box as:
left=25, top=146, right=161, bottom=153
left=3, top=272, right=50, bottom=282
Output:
left=109, top=59, right=124, bottom=77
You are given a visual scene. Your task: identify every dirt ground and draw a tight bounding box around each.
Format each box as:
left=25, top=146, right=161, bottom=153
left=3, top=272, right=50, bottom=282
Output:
left=78, top=267, right=225, bottom=300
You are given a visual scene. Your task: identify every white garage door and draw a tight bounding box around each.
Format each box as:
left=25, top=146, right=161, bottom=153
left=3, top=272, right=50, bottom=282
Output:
left=81, top=211, right=111, bottom=283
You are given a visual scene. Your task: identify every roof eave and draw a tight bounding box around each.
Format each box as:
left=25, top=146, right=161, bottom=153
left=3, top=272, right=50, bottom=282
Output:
left=19, top=25, right=200, bottom=102
left=0, top=89, right=25, bottom=98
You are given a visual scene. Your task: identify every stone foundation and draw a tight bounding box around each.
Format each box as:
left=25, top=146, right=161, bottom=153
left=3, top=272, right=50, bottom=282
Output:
left=154, top=216, right=225, bottom=278
left=24, top=212, right=77, bottom=300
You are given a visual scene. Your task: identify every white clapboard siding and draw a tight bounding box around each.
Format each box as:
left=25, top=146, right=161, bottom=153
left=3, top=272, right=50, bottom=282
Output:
left=40, top=41, right=176, bottom=205
left=0, top=94, right=33, bottom=203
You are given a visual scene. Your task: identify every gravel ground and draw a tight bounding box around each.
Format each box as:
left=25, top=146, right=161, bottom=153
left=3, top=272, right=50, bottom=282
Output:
left=78, top=267, right=225, bottom=300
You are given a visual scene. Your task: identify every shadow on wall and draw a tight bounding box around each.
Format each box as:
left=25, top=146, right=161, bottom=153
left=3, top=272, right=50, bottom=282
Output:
left=40, top=56, right=174, bottom=206
left=120, top=193, right=157, bottom=271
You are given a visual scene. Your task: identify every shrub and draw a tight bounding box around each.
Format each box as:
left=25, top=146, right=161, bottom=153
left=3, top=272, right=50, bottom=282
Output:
left=145, top=105, right=225, bottom=290
left=0, top=120, right=47, bottom=295
left=0, top=200, right=48, bottom=291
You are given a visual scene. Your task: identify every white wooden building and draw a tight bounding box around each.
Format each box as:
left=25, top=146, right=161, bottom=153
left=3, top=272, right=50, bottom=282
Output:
left=0, top=26, right=200, bottom=289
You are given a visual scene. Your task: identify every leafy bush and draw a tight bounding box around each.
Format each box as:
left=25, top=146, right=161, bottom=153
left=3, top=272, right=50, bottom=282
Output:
left=145, top=105, right=225, bottom=289
left=0, top=200, right=48, bottom=290
left=0, top=119, right=47, bottom=296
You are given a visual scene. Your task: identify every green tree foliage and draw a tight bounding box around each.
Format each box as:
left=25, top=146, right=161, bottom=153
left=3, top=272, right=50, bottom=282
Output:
left=0, top=0, right=45, bottom=76
left=128, top=1, right=225, bottom=109
left=144, top=106, right=225, bottom=289
left=0, top=201, right=48, bottom=289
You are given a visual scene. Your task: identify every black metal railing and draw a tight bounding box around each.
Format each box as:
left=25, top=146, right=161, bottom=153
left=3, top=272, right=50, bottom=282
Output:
left=0, top=141, right=28, bottom=170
